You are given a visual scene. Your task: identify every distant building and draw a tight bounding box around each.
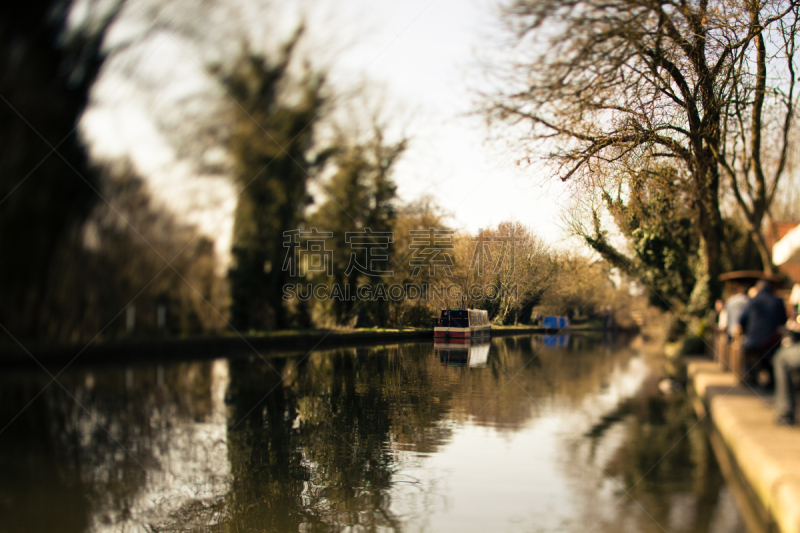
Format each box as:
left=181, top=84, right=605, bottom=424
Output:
left=769, top=221, right=800, bottom=284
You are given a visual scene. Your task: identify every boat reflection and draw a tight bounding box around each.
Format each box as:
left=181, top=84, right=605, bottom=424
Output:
left=543, top=334, right=571, bottom=348
left=434, top=339, right=491, bottom=368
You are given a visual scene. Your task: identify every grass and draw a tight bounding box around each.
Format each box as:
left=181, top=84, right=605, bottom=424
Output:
left=224, top=326, right=432, bottom=338
left=226, top=320, right=607, bottom=339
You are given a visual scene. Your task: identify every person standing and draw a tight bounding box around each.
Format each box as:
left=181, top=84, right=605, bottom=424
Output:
left=715, top=299, right=725, bottom=332
left=722, top=282, right=750, bottom=339
left=773, top=284, right=800, bottom=425
left=738, top=279, right=787, bottom=387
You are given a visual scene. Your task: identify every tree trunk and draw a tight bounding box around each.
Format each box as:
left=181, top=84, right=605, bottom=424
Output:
left=751, top=228, right=775, bottom=276
left=696, top=166, right=725, bottom=306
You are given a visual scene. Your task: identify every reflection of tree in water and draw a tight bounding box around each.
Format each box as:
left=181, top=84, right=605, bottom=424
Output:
left=571, top=392, right=736, bottom=533
left=222, top=356, right=307, bottom=531
left=218, top=337, right=644, bottom=531
left=602, top=395, right=727, bottom=533
left=0, top=361, right=231, bottom=533
left=221, top=344, right=452, bottom=531
left=0, top=337, right=740, bottom=533
left=455, top=334, right=639, bottom=429
left=0, top=377, right=95, bottom=533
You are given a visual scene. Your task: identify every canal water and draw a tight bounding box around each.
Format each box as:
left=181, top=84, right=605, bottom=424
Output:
left=0, top=334, right=746, bottom=533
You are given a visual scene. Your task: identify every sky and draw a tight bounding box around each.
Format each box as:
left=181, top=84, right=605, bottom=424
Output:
left=315, top=0, right=572, bottom=230
left=81, top=0, right=576, bottom=270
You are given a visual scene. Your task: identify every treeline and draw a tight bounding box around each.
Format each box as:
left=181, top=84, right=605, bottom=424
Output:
left=215, top=41, right=642, bottom=331
left=219, top=47, right=644, bottom=330
left=0, top=0, right=644, bottom=348
left=276, top=214, right=646, bottom=330
left=0, top=0, right=228, bottom=346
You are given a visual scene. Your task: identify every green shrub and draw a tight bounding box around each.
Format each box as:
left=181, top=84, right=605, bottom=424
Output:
left=405, top=305, right=438, bottom=328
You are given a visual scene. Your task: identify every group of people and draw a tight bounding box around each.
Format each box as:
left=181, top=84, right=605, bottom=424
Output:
left=717, top=279, right=800, bottom=425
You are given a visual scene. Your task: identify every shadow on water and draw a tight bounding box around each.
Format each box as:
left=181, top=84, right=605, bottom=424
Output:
left=0, top=334, right=746, bottom=532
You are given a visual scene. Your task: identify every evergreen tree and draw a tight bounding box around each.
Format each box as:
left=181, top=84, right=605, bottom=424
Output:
left=570, top=167, right=700, bottom=311
left=224, top=37, right=327, bottom=330
left=310, top=129, right=406, bottom=326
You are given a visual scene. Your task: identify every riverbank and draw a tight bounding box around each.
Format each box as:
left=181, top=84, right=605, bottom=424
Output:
left=1, top=324, right=613, bottom=368
left=687, top=358, right=800, bottom=533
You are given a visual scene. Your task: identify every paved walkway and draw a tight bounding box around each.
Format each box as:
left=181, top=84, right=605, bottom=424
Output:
left=688, top=359, right=800, bottom=533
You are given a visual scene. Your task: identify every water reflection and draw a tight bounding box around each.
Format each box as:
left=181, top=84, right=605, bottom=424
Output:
left=434, top=340, right=490, bottom=367
left=542, top=334, right=570, bottom=348
left=0, top=360, right=231, bottom=532
left=0, top=335, right=745, bottom=532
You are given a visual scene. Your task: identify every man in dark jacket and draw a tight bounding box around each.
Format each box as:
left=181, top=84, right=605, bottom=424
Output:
left=738, top=279, right=787, bottom=387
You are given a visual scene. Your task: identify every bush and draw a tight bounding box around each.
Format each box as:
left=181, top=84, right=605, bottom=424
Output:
left=405, top=304, right=438, bottom=328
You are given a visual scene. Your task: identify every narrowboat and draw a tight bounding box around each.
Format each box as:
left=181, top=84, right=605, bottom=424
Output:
left=434, top=308, right=490, bottom=339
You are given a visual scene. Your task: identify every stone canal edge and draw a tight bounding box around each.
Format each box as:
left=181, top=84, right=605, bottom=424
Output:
left=687, top=358, right=800, bottom=533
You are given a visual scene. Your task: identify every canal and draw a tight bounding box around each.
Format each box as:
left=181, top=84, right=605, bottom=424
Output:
left=0, top=334, right=747, bottom=532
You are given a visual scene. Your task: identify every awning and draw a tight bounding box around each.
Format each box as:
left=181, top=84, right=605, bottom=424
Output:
left=719, top=270, right=771, bottom=282
left=773, top=224, right=800, bottom=266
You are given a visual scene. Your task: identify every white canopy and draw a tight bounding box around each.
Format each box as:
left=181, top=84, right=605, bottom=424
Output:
left=773, top=224, right=800, bottom=266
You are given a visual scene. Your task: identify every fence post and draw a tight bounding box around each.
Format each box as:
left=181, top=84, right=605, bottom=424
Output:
left=715, top=330, right=729, bottom=370
left=729, top=331, right=744, bottom=381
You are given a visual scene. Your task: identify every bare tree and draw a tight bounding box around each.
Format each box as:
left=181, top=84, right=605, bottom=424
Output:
left=721, top=0, right=799, bottom=273
left=489, top=0, right=800, bottom=303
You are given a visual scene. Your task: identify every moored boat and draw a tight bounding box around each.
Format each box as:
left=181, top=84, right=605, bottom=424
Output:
left=434, top=308, right=490, bottom=339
